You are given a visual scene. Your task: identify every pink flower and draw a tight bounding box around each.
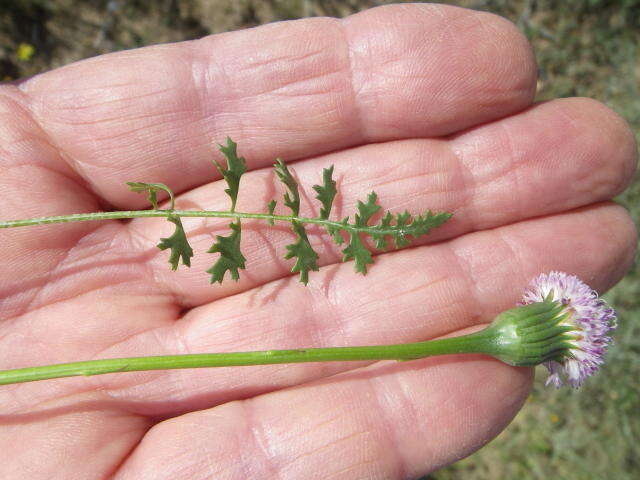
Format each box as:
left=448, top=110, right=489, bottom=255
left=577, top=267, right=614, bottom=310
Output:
left=521, top=271, right=616, bottom=388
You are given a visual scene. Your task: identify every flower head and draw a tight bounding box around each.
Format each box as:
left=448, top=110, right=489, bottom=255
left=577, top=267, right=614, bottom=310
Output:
left=520, top=271, right=616, bottom=388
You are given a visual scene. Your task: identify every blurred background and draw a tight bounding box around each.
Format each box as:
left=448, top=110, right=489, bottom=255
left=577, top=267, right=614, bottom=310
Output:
left=1, top=1, right=638, bottom=478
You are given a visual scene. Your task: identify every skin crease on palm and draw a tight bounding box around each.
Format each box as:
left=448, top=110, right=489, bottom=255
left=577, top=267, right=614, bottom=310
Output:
left=0, top=2, right=636, bottom=479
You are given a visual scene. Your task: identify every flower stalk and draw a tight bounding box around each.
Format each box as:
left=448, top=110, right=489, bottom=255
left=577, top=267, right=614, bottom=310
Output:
left=0, top=295, right=592, bottom=387
left=0, top=329, right=496, bottom=386
left=0, top=272, right=616, bottom=388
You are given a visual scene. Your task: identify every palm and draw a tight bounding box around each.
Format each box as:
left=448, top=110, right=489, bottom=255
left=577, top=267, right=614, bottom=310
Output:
left=0, top=4, right=635, bottom=479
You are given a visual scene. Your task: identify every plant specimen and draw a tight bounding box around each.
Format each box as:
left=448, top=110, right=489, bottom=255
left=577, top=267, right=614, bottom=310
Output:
left=0, top=139, right=615, bottom=388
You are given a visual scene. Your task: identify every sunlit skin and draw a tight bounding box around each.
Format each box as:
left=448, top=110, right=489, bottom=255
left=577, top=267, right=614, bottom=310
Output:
left=0, top=4, right=636, bottom=479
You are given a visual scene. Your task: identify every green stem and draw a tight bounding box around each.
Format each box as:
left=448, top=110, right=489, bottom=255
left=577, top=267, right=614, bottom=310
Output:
left=0, top=331, right=496, bottom=386
left=0, top=209, right=410, bottom=237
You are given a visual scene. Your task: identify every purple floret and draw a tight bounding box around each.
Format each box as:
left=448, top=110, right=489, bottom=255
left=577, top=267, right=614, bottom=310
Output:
left=521, top=271, right=616, bottom=388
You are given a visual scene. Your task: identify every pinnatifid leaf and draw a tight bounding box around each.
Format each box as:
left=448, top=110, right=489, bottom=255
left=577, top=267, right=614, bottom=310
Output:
left=215, top=137, right=247, bottom=211
left=157, top=215, right=194, bottom=270
left=285, top=221, right=319, bottom=284
left=2, top=137, right=454, bottom=290
left=267, top=199, right=277, bottom=225
left=312, top=165, right=337, bottom=220
left=207, top=221, right=246, bottom=283
left=274, top=158, right=300, bottom=216
left=126, top=182, right=175, bottom=210
left=124, top=140, right=452, bottom=282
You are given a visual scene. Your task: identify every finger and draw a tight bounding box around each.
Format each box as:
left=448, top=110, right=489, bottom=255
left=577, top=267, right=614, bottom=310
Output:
left=0, top=89, right=177, bottom=360
left=130, top=97, right=637, bottom=306
left=0, top=87, right=108, bottom=319
left=0, top=391, right=149, bottom=480
left=114, top=352, right=530, bottom=479
left=17, top=4, right=536, bottom=207
left=84, top=203, right=635, bottom=416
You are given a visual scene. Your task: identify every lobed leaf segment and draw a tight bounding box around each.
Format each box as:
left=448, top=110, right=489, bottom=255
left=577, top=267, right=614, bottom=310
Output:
left=207, top=138, right=247, bottom=283
left=128, top=137, right=452, bottom=285
left=125, top=182, right=192, bottom=270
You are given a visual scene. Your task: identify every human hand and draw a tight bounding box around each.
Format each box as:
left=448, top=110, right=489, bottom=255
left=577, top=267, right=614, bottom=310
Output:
left=0, top=3, right=636, bottom=478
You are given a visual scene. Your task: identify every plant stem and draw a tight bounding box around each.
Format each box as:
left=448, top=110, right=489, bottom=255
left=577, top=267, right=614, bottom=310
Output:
left=0, top=209, right=415, bottom=237
left=0, top=331, right=496, bottom=386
